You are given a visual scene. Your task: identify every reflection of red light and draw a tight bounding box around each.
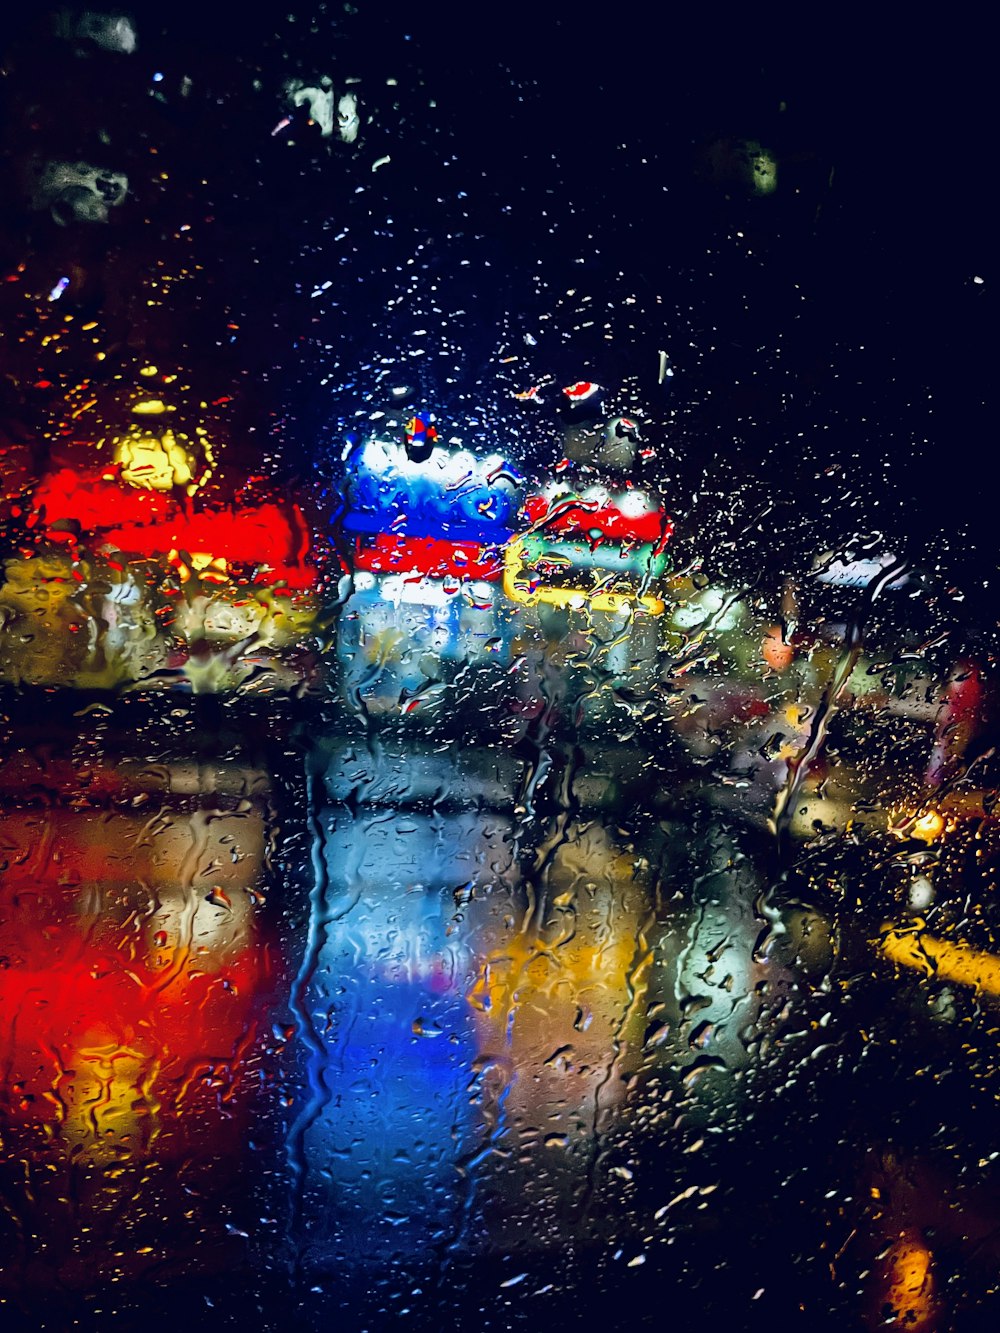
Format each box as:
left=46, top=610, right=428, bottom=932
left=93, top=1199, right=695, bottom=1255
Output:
left=524, top=494, right=672, bottom=546
left=28, top=468, right=316, bottom=587
left=0, top=942, right=266, bottom=1130
left=354, top=533, right=504, bottom=581
left=34, top=467, right=174, bottom=528
left=105, top=507, right=314, bottom=586
left=561, top=381, right=600, bottom=401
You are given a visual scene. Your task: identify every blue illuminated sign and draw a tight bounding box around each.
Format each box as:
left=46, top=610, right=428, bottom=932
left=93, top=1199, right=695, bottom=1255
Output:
left=343, top=438, right=524, bottom=545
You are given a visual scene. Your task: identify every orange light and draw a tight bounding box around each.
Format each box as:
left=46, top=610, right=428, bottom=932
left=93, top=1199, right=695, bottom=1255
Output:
left=880, top=926, right=1000, bottom=995
left=871, top=1231, right=940, bottom=1331
left=888, top=808, right=946, bottom=843
left=762, top=625, right=794, bottom=672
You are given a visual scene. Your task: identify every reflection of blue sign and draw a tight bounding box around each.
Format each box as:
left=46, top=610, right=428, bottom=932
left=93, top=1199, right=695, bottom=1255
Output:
left=303, top=962, right=472, bottom=1263
left=289, top=808, right=515, bottom=1270
left=343, top=439, right=523, bottom=544
left=336, top=578, right=516, bottom=718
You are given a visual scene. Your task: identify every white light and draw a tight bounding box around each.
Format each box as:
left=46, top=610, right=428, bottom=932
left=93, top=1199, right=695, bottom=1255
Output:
left=618, top=489, right=654, bottom=518
left=909, top=876, right=935, bottom=911
left=367, top=573, right=458, bottom=607
left=815, top=555, right=906, bottom=589
left=360, top=438, right=509, bottom=491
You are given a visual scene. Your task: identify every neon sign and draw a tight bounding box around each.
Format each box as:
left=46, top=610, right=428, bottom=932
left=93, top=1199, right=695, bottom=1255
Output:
left=503, top=486, right=672, bottom=615
left=351, top=532, right=504, bottom=582
left=28, top=467, right=316, bottom=588
left=343, top=438, right=523, bottom=580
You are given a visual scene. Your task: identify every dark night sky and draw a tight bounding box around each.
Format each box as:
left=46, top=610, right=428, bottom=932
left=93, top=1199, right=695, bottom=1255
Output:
left=1, top=5, right=993, bottom=612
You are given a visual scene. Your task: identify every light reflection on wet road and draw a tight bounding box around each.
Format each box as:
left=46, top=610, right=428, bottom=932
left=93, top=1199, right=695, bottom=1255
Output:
left=2, top=668, right=1000, bottom=1330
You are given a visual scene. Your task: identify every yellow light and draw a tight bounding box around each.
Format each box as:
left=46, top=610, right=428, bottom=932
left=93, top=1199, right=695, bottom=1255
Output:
left=880, top=926, right=1000, bottom=995
left=60, top=1040, right=161, bottom=1151
left=115, top=431, right=194, bottom=490
left=132, top=399, right=167, bottom=416
left=503, top=538, right=665, bottom=615
left=888, top=808, right=946, bottom=843
left=911, top=811, right=945, bottom=842
left=169, top=551, right=230, bottom=584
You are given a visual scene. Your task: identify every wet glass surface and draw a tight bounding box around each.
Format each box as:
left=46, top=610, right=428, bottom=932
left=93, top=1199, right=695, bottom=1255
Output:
left=0, top=7, right=994, bottom=1331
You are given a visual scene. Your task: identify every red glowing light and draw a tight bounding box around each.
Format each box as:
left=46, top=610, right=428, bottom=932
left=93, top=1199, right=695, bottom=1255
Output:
left=561, top=381, right=600, bottom=401
left=33, top=467, right=174, bottom=528
left=524, top=494, right=672, bottom=546
left=103, top=506, right=315, bottom=586
left=28, top=467, right=316, bottom=587
left=0, top=944, right=266, bottom=1134
left=353, top=533, right=504, bottom=581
